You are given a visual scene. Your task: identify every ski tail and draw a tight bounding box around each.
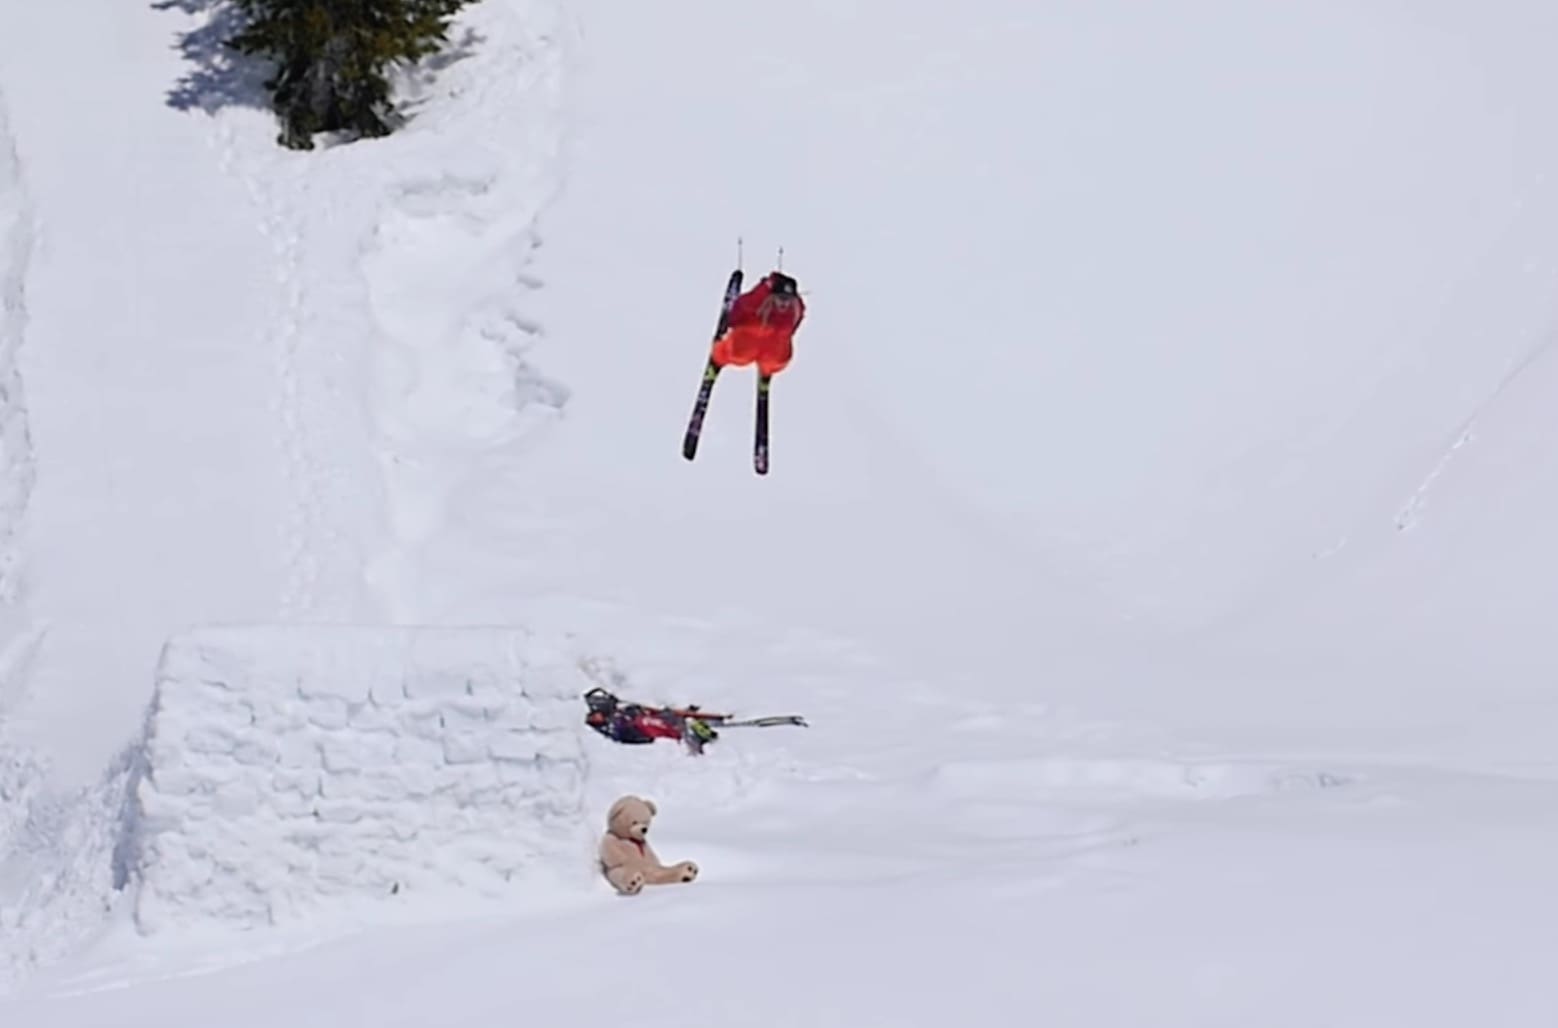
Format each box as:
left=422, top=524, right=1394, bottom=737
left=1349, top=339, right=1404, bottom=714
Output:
left=682, top=359, right=720, bottom=461
left=683, top=268, right=744, bottom=461
left=753, top=373, right=771, bottom=475
left=715, top=714, right=807, bottom=729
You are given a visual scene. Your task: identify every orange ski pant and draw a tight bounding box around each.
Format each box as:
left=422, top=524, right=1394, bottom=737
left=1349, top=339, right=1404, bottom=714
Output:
left=711, top=325, right=793, bottom=376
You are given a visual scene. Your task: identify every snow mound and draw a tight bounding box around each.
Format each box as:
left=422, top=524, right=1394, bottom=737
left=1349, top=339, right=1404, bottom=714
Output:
left=0, top=741, right=136, bottom=993
left=128, top=626, right=591, bottom=935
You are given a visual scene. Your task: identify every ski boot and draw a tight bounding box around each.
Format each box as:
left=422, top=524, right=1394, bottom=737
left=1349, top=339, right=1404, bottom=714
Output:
left=681, top=717, right=718, bottom=755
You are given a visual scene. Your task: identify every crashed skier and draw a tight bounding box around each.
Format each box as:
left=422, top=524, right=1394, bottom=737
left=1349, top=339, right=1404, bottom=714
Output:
left=582, top=687, right=805, bottom=755
left=583, top=688, right=720, bottom=753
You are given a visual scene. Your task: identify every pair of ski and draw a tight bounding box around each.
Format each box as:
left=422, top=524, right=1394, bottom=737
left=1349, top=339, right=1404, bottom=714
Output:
left=681, top=269, right=771, bottom=475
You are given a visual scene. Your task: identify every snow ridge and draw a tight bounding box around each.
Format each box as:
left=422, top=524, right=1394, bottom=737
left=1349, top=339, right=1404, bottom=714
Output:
left=0, top=92, right=131, bottom=995
left=0, top=94, right=37, bottom=702
left=129, top=626, right=590, bottom=937
left=360, top=1, right=572, bottom=623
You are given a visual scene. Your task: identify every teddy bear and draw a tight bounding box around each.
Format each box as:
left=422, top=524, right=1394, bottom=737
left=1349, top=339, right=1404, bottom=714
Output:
left=598, top=794, right=699, bottom=895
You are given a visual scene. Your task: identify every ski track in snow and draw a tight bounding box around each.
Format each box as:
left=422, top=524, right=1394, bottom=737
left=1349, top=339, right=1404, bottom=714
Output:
left=205, top=121, right=315, bottom=618
left=1394, top=330, right=1558, bottom=533
left=151, top=0, right=364, bottom=623
left=203, top=115, right=385, bottom=624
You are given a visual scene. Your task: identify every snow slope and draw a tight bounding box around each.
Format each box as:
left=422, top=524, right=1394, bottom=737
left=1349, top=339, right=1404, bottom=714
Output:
left=5, top=0, right=1558, bottom=1024
left=0, top=0, right=296, bottom=789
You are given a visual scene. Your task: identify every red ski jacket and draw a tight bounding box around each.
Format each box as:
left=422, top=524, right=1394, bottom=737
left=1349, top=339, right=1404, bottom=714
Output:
left=727, top=275, right=806, bottom=338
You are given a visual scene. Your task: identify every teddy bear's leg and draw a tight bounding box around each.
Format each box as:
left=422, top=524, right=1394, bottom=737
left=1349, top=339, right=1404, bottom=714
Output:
left=646, top=860, right=698, bottom=885
left=642, top=862, right=675, bottom=885
left=606, top=865, right=646, bottom=895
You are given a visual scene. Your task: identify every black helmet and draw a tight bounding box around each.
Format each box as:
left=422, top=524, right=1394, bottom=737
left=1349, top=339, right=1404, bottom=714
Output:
left=769, top=271, right=798, bottom=296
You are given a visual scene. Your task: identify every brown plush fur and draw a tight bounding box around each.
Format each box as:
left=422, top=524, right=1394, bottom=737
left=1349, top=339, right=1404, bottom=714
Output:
left=598, top=795, right=699, bottom=895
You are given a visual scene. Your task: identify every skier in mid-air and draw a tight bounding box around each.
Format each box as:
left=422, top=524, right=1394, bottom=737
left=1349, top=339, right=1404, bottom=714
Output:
left=710, top=269, right=806, bottom=378
left=682, top=266, right=806, bottom=474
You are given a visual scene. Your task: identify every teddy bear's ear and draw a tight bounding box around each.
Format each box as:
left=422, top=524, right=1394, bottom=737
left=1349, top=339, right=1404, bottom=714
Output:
left=645, top=799, right=657, bottom=815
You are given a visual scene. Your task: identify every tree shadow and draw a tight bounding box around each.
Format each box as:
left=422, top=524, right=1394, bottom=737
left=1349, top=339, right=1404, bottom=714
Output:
left=153, top=0, right=273, bottom=114
left=422, top=27, right=485, bottom=74
left=386, top=26, right=487, bottom=122
left=155, top=0, right=485, bottom=120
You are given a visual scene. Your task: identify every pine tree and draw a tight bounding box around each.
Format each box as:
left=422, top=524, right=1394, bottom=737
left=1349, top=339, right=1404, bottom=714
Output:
left=227, top=0, right=478, bottom=150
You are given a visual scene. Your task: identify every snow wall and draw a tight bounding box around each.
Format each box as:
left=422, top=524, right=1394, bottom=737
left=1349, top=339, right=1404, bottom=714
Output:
left=127, top=626, right=591, bottom=935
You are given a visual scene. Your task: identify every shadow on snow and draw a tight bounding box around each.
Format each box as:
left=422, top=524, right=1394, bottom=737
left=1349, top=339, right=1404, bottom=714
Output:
left=153, top=0, right=485, bottom=122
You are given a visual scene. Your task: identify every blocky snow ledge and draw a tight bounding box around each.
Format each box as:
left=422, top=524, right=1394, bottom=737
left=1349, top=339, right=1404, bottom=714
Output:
left=127, top=626, right=590, bottom=935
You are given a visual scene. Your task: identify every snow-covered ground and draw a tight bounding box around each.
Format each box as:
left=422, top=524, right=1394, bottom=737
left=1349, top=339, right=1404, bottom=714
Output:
left=4, top=0, right=1558, bottom=1024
